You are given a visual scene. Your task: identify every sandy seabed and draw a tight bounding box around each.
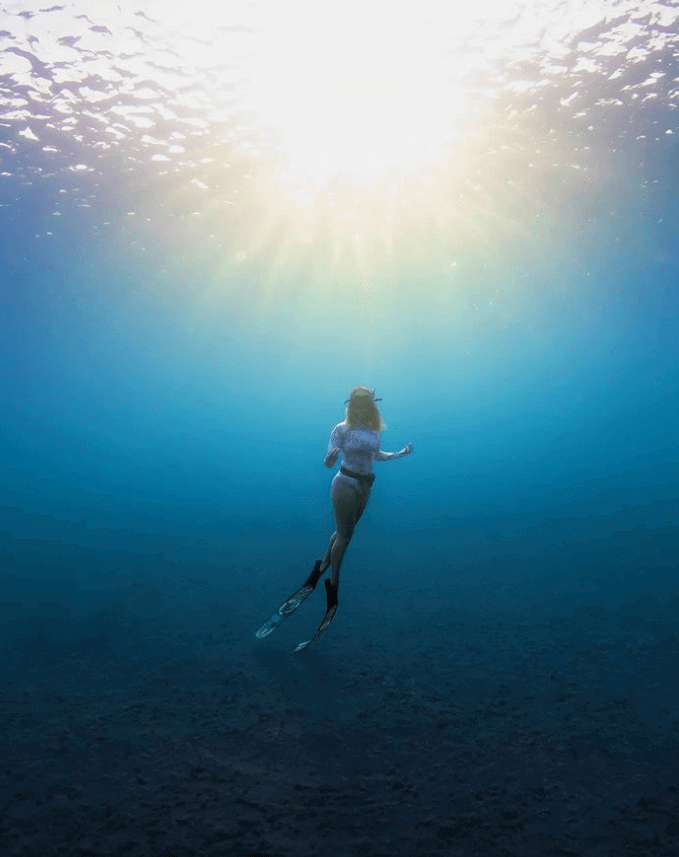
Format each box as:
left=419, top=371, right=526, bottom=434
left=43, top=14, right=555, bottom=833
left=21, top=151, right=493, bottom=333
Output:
left=1, top=545, right=679, bottom=857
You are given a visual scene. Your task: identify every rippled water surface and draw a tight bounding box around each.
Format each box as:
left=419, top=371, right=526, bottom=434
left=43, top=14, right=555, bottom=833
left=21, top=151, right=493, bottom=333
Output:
left=2, top=2, right=678, bottom=208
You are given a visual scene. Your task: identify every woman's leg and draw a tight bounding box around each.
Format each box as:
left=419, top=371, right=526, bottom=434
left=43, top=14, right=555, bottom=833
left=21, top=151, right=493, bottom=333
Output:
left=319, top=532, right=337, bottom=574
left=328, top=477, right=370, bottom=590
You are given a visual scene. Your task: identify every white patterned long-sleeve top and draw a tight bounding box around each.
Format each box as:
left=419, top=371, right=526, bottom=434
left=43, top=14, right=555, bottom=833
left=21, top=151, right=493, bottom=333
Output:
left=326, top=422, right=408, bottom=476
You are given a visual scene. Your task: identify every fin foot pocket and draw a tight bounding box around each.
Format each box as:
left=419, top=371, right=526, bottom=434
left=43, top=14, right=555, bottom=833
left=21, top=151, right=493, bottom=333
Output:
left=303, top=559, right=325, bottom=589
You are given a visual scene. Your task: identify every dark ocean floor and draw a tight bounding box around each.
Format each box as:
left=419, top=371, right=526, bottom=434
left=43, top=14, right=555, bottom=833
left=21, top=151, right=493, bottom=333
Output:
left=2, top=536, right=679, bottom=857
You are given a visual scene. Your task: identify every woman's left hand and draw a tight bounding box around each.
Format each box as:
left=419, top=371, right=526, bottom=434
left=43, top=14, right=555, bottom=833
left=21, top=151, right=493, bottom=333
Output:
left=403, top=443, right=414, bottom=456
left=325, top=449, right=339, bottom=468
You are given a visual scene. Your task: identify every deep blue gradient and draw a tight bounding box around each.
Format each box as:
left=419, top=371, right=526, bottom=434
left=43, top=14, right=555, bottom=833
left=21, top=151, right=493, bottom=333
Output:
left=1, top=4, right=679, bottom=855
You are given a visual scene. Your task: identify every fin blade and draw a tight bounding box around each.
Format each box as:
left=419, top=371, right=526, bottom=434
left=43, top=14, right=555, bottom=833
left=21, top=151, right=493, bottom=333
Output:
left=293, top=605, right=337, bottom=652
left=255, top=582, right=315, bottom=640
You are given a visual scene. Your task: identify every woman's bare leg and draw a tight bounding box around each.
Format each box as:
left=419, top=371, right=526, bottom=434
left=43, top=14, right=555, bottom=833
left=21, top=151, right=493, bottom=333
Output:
left=319, top=532, right=337, bottom=574
left=328, top=478, right=370, bottom=590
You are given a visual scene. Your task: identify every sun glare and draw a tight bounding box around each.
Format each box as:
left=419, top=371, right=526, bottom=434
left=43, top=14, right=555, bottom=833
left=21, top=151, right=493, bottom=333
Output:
left=247, top=2, right=476, bottom=188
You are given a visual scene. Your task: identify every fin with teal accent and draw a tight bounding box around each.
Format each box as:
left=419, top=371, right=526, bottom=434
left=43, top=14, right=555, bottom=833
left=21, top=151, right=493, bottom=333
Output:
left=255, top=560, right=324, bottom=640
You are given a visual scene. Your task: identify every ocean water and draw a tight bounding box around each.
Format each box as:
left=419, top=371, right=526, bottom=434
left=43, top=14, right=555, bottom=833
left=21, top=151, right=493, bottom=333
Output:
left=1, top=2, right=678, bottom=856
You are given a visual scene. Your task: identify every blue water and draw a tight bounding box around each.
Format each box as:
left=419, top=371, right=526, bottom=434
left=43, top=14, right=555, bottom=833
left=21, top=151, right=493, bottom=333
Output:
left=1, top=3, right=678, bottom=856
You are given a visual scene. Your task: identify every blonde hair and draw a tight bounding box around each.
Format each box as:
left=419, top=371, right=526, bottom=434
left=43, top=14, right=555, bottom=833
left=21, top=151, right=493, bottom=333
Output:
left=345, top=386, right=386, bottom=433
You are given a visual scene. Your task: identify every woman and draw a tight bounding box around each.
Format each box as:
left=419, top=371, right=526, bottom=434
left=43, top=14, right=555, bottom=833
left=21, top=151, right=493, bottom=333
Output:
left=256, top=386, right=413, bottom=651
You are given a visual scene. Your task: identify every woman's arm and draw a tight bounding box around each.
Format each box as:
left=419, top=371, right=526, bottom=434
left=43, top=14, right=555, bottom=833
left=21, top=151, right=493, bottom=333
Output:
left=376, top=443, right=413, bottom=461
left=324, top=424, right=343, bottom=468
left=324, top=448, right=339, bottom=468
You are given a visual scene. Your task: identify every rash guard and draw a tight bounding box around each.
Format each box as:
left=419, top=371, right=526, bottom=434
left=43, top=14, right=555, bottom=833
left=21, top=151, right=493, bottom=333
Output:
left=327, top=422, right=407, bottom=476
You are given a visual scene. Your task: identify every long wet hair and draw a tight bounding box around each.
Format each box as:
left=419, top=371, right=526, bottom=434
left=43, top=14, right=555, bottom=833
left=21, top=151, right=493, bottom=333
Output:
left=345, top=386, right=387, bottom=433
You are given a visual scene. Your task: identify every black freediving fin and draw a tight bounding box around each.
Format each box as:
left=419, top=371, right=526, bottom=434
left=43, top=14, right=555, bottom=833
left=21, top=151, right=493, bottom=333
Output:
left=255, top=560, right=324, bottom=640
left=293, top=579, right=338, bottom=652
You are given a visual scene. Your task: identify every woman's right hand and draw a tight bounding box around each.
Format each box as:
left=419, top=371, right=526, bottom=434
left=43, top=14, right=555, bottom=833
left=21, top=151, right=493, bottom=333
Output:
left=403, top=443, right=413, bottom=456
left=324, top=449, right=339, bottom=468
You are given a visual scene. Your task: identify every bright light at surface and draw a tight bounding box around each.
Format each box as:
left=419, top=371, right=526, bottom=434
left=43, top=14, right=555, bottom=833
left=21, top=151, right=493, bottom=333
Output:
left=1, top=0, right=677, bottom=248
left=247, top=2, right=472, bottom=186
left=2, top=0, right=674, bottom=196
